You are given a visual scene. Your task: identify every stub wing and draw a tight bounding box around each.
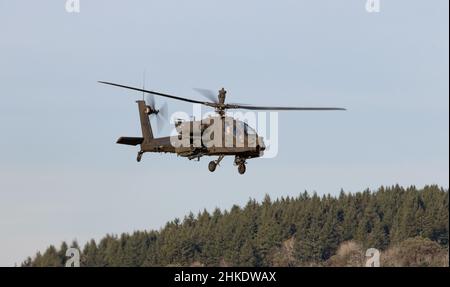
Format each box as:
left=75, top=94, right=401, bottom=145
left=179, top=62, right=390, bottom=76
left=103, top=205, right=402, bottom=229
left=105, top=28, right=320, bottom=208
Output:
left=116, top=137, right=144, bottom=146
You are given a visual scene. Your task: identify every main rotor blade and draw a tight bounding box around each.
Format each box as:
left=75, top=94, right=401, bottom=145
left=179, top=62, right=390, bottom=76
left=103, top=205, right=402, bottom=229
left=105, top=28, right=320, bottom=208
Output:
left=99, top=81, right=214, bottom=106
left=99, top=81, right=346, bottom=111
left=193, top=88, right=218, bottom=103
left=225, top=104, right=346, bottom=111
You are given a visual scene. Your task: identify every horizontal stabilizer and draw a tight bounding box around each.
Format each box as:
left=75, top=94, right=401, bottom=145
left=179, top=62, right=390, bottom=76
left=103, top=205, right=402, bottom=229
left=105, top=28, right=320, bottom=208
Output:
left=116, top=137, right=144, bottom=146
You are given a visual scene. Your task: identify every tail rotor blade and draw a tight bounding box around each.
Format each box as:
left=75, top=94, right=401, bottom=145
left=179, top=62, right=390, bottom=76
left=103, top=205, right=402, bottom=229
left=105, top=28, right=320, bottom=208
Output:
left=145, top=94, right=155, bottom=108
left=156, top=101, right=168, bottom=133
left=158, top=101, right=168, bottom=119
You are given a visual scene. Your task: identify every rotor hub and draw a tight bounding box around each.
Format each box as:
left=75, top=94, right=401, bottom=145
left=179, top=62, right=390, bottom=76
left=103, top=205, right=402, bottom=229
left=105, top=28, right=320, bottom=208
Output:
left=218, top=88, right=226, bottom=104
left=145, top=106, right=158, bottom=115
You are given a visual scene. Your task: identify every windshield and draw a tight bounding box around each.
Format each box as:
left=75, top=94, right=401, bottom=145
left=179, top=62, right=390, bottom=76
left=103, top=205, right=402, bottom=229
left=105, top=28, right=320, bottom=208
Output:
left=244, top=123, right=257, bottom=135
left=229, top=120, right=257, bottom=136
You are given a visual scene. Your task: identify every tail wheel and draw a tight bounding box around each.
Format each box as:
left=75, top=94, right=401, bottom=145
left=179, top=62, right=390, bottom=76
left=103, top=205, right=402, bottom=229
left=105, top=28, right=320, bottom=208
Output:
left=238, top=163, right=246, bottom=175
left=137, top=152, right=143, bottom=162
left=208, top=161, right=217, bottom=172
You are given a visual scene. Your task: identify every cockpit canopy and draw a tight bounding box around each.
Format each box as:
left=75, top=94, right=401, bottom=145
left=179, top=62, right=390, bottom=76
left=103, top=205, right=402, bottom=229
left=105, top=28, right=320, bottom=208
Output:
left=224, top=118, right=257, bottom=137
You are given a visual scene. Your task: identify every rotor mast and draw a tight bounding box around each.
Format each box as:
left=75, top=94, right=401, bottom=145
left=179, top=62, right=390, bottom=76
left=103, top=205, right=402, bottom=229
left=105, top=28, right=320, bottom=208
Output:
left=216, top=88, right=227, bottom=117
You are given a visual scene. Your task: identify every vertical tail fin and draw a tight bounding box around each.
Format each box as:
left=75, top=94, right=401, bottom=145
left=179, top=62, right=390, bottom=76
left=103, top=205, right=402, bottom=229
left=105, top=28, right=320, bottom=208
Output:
left=136, top=100, right=154, bottom=143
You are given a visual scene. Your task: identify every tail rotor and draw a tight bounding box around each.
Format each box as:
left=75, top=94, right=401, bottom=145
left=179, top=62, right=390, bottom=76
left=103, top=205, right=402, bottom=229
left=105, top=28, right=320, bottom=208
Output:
left=140, top=72, right=168, bottom=135
left=144, top=93, right=168, bottom=135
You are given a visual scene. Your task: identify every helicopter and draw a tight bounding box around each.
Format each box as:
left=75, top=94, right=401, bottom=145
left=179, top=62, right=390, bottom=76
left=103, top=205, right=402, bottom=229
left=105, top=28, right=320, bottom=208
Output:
left=99, top=81, right=346, bottom=174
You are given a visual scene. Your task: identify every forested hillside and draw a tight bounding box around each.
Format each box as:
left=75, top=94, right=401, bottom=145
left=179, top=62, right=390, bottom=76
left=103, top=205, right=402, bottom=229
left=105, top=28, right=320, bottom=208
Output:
left=23, top=185, right=449, bottom=267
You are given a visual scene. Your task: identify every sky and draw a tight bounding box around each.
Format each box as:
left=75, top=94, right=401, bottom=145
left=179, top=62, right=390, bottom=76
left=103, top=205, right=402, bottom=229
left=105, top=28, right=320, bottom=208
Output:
left=0, top=0, right=448, bottom=266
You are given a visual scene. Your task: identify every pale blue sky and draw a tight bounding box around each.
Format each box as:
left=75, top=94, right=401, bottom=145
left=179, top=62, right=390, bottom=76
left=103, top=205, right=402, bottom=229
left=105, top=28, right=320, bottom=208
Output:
left=0, top=0, right=448, bottom=266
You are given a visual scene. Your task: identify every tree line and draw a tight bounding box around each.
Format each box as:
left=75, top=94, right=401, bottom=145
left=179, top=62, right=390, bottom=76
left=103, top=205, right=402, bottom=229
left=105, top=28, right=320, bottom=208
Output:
left=22, top=185, right=449, bottom=267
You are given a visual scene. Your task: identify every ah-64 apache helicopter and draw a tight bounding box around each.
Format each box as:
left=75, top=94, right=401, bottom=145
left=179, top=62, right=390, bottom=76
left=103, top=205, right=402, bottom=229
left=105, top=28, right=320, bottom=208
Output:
left=99, top=81, right=345, bottom=174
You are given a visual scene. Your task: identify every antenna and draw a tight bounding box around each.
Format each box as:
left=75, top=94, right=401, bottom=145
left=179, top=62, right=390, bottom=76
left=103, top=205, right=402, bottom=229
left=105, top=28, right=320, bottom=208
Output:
left=142, top=70, right=146, bottom=101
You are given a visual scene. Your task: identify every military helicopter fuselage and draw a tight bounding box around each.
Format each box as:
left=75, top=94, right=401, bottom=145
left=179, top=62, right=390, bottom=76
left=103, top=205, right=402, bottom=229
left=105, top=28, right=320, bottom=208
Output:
left=117, top=100, right=265, bottom=174
left=99, top=81, right=345, bottom=174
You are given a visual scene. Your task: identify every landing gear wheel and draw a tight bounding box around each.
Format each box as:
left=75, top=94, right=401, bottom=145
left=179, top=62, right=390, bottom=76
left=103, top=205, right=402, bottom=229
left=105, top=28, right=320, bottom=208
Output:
left=208, top=161, right=217, bottom=172
left=238, top=163, right=246, bottom=175
left=137, top=152, right=143, bottom=162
